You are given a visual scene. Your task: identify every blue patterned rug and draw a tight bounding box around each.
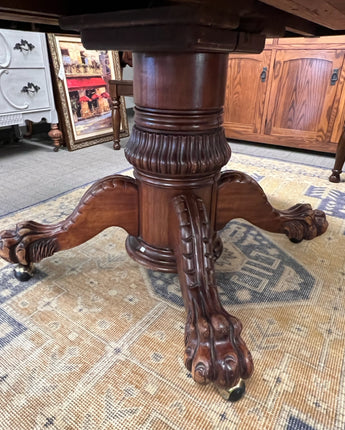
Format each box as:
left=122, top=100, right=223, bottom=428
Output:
left=0, top=152, right=344, bottom=429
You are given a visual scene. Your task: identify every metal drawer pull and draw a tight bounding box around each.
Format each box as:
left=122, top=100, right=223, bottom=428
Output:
left=13, top=39, right=35, bottom=52
left=330, top=68, right=339, bottom=86
left=260, top=67, right=267, bottom=82
left=21, top=82, right=40, bottom=94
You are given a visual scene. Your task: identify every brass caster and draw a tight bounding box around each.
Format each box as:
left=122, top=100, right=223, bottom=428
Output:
left=289, top=237, right=303, bottom=244
left=218, top=379, right=246, bottom=402
left=14, top=263, right=35, bottom=281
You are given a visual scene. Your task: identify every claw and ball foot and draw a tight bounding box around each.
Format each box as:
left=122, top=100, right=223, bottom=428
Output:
left=171, top=193, right=254, bottom=394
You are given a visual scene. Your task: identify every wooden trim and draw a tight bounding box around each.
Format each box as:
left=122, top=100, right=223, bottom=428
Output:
left=224, top=124, right=338, bottom=153
left=260, top=47, right=276, bottom=134
left=331, top=59, right=345, bottom=143
left=258, top=0, right=345, bottom=31
left=276, top=35, right=345, bottom=49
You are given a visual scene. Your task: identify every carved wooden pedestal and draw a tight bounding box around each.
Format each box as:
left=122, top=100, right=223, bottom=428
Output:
left=0, top=52, right=328, bottom=397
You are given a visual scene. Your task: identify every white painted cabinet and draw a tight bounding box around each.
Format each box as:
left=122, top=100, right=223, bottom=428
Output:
left=0, top=29, right=58, bottom=128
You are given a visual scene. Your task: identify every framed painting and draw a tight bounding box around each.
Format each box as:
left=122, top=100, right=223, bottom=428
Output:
left=47, top=34, right=129, bottom=151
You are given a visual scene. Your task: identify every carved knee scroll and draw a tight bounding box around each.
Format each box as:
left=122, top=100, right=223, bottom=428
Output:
left=216, top=170, right=328, bottom=242
left=170, top=193, right=253, bottom=389
left=0, top=175, right=139, bottom=266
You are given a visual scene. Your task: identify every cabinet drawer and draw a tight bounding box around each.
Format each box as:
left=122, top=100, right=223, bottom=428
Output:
left=0, top=68, right=50, bottom=114
left=0, top=30, right=45, bottom=69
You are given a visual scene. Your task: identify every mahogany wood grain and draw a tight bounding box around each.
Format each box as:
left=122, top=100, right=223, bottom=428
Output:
left=0, top=176, right=138, bottom=265
left=216, top=171, right=328, bottom=241
left=171, top=193, right=254, bottom=388
left=125, top=52, right=230, bottom=267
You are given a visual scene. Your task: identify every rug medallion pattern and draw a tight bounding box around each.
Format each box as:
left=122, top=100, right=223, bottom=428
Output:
left=0, top=153, right=345, bottom=429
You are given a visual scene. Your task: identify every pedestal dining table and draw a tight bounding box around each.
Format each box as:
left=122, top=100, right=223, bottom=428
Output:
left=1, top=0, right=344, bottom=400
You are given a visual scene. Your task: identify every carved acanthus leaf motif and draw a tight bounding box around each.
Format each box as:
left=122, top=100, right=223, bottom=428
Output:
left=172, top=193, right=253, bottom=389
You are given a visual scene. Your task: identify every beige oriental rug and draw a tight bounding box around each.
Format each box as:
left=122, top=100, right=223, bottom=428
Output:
left=0, top=152, right=345, bottom=430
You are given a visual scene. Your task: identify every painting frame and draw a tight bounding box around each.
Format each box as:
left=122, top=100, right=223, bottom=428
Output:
left=47, top=34, right=129, bottom=151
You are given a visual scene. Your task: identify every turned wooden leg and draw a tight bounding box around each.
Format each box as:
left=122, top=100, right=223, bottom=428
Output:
left=110, top=80, right=133, bottom=150
left=48, top=123, right=63, bottom=152
left=24, top=120, right=33, bottom=138
left=110, top=83, right=121, bottom=150
left=111, top=96, right=121, bottom=150
left=216, top=170, right=328, bottom=242
left=171, top=193, right=253, bottom=396
left=330, top=126, right=345, bottom=183
left=0, top=175, right=138, bottom=279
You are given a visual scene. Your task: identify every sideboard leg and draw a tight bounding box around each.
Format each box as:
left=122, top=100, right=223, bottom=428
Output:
left=329, top=126, right=345, bottom=182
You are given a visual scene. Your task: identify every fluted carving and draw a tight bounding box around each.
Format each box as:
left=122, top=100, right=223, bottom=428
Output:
left=125, top=126, right=231, bottom=175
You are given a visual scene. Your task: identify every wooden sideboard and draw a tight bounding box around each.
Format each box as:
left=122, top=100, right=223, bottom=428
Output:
left=224, top=36, right=345, bottom=153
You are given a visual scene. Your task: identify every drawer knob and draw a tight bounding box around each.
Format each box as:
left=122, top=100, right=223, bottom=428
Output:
left=13, top=39, right=35, bottom=53
left=21, top=82, right=40, bottom=94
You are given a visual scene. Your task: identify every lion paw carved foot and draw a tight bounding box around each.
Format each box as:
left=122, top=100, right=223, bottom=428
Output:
left=282, top=203, right=328, bottom=243
left=0, top=221, right=59, bottom=266
left=184, top=312, right=253, bottom=389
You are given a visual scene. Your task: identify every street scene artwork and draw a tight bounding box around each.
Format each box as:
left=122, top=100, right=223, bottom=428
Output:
left=59, top=39, right=113, bottom=137
left=48, top=35, right=127, bottom=150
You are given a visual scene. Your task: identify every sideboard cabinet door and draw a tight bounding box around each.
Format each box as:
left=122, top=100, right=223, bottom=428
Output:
left=223, top=50, right=272, bottom=138
left=264, top=49, right=345, bottom=152
left=223, top=36, right=345, bottom=153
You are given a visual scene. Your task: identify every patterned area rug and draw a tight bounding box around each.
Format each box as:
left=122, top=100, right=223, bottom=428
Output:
left=0, top=152, right=345, bottom=430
